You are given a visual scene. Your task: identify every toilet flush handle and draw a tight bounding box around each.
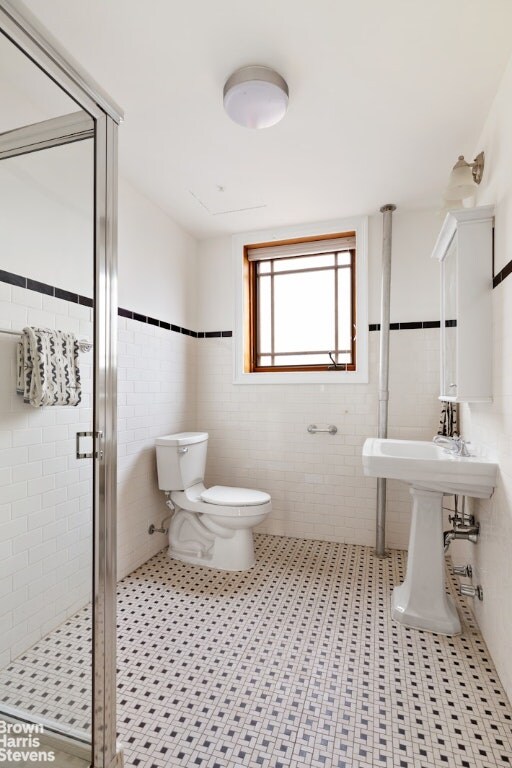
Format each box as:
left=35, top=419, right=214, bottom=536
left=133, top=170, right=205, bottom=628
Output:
left=178, top=447, right=188, bottom=455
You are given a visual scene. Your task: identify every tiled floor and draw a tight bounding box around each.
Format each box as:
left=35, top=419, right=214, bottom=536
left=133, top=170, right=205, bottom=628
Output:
left=1, top=534, right=512, bottom=768
left=0, top=604, right=92, bottom=733
left=11, top=744, right=91, bottom=768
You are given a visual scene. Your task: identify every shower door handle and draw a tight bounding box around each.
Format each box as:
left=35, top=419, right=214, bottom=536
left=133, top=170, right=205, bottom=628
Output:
left=76, top=431, right=103, bottom=459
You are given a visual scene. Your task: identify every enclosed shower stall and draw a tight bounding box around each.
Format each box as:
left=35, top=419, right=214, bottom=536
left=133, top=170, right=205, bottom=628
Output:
left=0, top=2, right=120, bottom=766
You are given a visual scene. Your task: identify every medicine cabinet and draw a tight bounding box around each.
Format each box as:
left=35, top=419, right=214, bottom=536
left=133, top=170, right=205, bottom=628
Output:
left=431, top=205, right=494, bottom=402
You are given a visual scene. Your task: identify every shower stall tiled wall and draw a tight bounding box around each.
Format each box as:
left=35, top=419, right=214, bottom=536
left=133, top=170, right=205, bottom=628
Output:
left=0, top=285, right=93, bottom=668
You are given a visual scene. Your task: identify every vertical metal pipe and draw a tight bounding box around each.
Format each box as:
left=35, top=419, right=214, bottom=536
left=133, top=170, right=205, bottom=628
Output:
left=375, top=204, right=396, bottom=558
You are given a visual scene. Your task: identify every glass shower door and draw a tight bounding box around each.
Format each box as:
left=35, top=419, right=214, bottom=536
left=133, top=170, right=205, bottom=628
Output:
left=0, top=27, right=95, bottom=763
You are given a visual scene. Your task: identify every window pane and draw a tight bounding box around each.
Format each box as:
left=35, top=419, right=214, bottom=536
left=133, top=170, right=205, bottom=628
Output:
left=337, top=250, right=352, bottom=266
left=258, top=275, right=271, bottom=353
left=274, top=270, right=335, bottom=352
left=273, top=254, right=335, bottom=272
left=257, top=261, right=271, bottom=275
left=337, top=267, right=352, bottom=350
left=256, top=352, right=353, bottom=368
left=273, top=354, right=331, bottom=366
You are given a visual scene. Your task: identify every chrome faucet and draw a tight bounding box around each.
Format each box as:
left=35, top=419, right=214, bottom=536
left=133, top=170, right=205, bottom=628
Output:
left=433, top=434, right=471, bottom=457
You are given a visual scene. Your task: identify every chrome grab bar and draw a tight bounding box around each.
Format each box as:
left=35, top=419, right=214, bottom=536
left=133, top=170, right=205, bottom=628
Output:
left=307, top=424, right=337, bottom=435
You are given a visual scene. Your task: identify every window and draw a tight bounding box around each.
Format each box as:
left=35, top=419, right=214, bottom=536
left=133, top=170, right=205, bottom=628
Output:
left=233, top=217, right=368, bottom=385
left=245, top=233, right=356, bottom=372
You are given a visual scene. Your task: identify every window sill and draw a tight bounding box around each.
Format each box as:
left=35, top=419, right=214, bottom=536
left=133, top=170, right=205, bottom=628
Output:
left=233, top=369, right=368, bottom=385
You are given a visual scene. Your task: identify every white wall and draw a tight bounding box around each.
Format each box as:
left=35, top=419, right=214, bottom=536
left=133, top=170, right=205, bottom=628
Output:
left=0, top=141, right=94, bottom=296
left=196, top=210, right=441, bottom=549
left=115, top=179, right=199, bottom=577
left=118, top=179, right=197, bottom=328
left=368, top=210, right=441, bottom=324
left=117, top=317, right=196, bottom=578
left=452, top=51, right=512, bottom=703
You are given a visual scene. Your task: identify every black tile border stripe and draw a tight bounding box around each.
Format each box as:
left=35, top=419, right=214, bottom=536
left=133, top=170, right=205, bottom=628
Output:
left=0, top=269, right=232, bottom=339
left=28, top=278, right=53, bottom=296
left=0, top=269, right=25, bottom=288
left=3, top=268, right=448, bottom=340
left=7, top=260, right=512, bottom=339
left=1, top=269, right=90, bottom=306
left=116, top=312, right=217, bottom=338
left=55, top=287, right=79, bottom=304
left=369, top=320, right=442, bottom=331
left=493, top=258, right=512, bottom=289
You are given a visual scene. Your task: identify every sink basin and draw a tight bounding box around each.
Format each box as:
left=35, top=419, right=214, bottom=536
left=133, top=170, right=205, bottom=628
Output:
left=362, top=437, right=498, bottom=635
left=363, top=437, right=497, bottom=498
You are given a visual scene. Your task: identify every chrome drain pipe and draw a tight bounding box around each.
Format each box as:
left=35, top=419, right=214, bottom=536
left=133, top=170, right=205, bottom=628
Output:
left=375, top=203, right=396, bottom=559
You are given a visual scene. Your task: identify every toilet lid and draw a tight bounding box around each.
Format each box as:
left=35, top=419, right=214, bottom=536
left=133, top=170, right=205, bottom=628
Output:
left=201, top=485, right=270, bottom=507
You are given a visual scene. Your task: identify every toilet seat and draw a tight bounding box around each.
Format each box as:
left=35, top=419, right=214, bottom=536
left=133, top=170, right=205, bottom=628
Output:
left=171, top=483, right=271, bottom=519
left=201, top=485, right=271, bottom=507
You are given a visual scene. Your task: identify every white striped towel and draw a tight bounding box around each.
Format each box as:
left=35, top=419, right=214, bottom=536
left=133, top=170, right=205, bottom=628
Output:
left=16, top=327, right=82, bottom=407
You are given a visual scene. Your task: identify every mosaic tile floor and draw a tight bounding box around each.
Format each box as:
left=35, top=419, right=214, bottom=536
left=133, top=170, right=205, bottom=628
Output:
left=0, top=604, right=92, bottom=733
left=1, top=534, right=512, bottom=768
left=9, top=742, right=91, bottom=768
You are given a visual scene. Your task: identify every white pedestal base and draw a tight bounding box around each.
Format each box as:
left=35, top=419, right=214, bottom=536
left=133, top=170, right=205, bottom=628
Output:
left=392, top=486, right=461, bottom=635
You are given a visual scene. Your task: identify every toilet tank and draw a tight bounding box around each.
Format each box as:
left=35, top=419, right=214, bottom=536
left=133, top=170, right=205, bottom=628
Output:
left=155, top=432, right=208, bottom=491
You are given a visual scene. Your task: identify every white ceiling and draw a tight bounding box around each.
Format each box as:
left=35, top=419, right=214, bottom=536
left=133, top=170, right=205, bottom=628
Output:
left=14, top=0, right=512, bottom=239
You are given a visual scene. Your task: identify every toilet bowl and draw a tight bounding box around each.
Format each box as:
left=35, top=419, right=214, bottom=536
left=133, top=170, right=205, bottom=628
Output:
left=155, top=432, right=271, bottom=571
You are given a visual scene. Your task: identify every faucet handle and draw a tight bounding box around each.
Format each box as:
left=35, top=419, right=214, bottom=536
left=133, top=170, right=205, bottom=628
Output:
left=453, top=437, right=472, bottom=457
left=433, top=434, right=472, bottom=457
left=459, top=440, right=472, bottom=457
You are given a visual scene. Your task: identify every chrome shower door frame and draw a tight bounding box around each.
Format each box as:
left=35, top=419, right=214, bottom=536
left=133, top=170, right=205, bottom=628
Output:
left=0, top=3, right=123, bottom=767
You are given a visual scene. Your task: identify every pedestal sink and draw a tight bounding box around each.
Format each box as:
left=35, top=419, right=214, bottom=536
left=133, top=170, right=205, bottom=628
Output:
left=362, top=438, right=498, bottom=635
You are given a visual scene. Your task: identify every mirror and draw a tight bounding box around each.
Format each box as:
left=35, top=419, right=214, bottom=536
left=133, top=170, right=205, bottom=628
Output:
left=441, top=237, right=457, bottom=398
left=0, top=28, right=94, bottom=758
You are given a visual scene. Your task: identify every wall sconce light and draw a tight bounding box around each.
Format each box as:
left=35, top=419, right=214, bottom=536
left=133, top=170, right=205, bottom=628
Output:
left=445, top=152, right=485, bottom=201
left=223, top=65, right=289, bottom=129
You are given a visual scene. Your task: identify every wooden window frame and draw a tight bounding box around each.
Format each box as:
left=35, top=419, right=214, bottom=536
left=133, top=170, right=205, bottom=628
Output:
left=244, top=232, right=356, bottom=373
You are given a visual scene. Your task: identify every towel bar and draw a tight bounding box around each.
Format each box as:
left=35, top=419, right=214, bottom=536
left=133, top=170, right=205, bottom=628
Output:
left=0, top=327, right=92, bottom=352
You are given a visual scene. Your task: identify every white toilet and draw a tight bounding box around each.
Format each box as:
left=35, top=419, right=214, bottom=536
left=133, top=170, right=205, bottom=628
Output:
left=155, top=432, right=271, bottom=571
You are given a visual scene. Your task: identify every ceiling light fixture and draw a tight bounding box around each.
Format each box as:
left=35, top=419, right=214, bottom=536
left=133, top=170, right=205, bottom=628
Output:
left=223, top=65, right=289, bottom=129
left=445, top=152, right=485, bottom=201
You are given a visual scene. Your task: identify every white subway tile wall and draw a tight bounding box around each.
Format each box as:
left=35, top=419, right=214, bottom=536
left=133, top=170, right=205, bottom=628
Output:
left=116, top=316, right=196, bottom=579
left=195, top=330, right=440, bottom=550
left=455, top=281, right=512, bottom=703
left=0, top=285, right=93, bottom=668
